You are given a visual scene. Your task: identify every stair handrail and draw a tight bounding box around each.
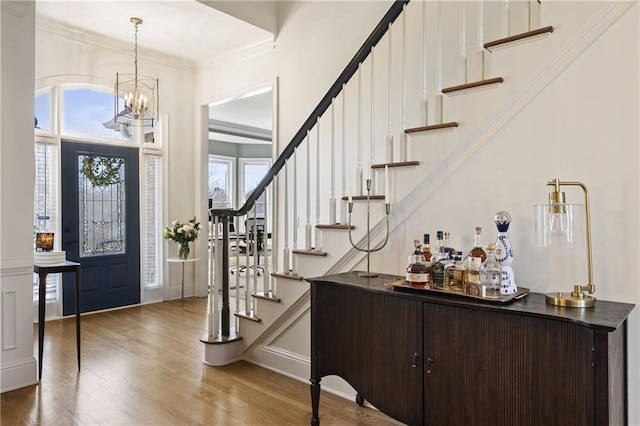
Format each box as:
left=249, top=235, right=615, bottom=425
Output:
left=209, top=0, right=411, bottom=219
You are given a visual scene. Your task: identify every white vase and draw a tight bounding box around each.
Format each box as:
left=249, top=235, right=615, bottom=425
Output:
left=494, top=211, right=517, bottom=295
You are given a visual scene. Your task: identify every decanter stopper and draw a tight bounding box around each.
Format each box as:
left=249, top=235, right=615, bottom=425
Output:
left=494, top=211, right=517, bottom=294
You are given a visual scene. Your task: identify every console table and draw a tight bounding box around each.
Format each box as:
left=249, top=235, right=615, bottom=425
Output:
left=167, top=257, right=198, bottom=299
left=34, top=261, right=81, bottom=381
left=309, top=271, right=635, bottom=426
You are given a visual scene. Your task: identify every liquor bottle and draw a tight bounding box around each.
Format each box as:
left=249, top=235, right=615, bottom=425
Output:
left=445, top=251, right=466, bottom=292
left=480, top=243, right=502, bottom=297
left=464, top=227, right=486, bottom=292
left=421, top=234, right=433, bottom=284
left=443, top=231, right=456, bottom=258
left=430, top=231, right=449, bottom=287
left=494, top=211, right=518, bottom=295
left=406, top=240, right=429, bottom=288
left=468, top=227, right=487, bottom=263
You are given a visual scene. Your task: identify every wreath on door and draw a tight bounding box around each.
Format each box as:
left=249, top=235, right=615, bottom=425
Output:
left=80, top=156, right=124, bottom=187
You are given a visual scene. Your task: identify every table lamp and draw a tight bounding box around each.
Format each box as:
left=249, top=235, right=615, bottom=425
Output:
left=535, top=179, right=595, bottom=308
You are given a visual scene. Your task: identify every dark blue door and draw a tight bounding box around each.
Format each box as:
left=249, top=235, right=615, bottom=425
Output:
left=61, top=141, right=140, bottom=315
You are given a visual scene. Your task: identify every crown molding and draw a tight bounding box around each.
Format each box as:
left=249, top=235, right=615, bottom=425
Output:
left=197, top=35, right=273, bottom=70
left=36, top=17, right=195, bottom=73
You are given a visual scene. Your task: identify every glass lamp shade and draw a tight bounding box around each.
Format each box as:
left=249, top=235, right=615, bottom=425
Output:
left=535, top=203, right=584, bottom=248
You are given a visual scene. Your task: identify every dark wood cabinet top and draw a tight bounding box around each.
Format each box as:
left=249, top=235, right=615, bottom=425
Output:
left=308, top=271, right=635, bottom=332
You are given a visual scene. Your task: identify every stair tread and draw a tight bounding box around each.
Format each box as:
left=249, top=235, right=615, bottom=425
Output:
left=253, top=291, right=282, bottom=303
left=272, top=271, right=305, bottom=280
left=405, top=122, right=459, bottom=134
left=199, top=331, right=243, bottom=345
left=484, top=25, right=554, bottom=51
left=371, top=161, right=420, bottom=169
left=234, top=311, right=262, bottom=322
left=292, top=249, right=328, bottom=256
left=442, top=77, right=504, bottom=94
left=340, top=195, right=386, bottom=201
left=316, top=224, right=355, bottom=229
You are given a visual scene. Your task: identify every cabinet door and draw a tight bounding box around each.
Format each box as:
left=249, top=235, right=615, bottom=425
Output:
left=423, top=303, right=594, bottom=426
left=313, top=284, right=423, bottom=425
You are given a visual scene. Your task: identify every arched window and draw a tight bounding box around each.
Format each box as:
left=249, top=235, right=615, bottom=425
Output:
left=61, top=87, right=132, bottom=140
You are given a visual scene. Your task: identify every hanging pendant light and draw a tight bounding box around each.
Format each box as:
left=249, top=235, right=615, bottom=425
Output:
left=113, top=17, right=159, bottom=129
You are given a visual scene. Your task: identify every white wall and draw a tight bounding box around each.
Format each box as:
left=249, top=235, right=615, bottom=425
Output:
left=0, top=0, right=38, bottom=392
left=261, top=1, right=639, bottom=422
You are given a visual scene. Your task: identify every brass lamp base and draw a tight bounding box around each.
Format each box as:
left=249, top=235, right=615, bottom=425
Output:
left=546, top=291, right=596, bottom=308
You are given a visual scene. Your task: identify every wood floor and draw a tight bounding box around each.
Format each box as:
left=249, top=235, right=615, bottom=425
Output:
left=1, top=297, right=401, bottom=425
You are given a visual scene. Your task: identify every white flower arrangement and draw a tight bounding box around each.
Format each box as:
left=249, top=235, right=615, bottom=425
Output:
left=164, top=217, right=201, bottom=259
left=163, top=217, right=201, bottom=245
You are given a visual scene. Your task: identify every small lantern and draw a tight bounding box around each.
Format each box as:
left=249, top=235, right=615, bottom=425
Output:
left=35, top=232, right=54, bottom=252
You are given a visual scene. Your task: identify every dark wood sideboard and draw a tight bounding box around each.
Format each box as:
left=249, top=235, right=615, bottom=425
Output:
left=308, top=271, right=635, bottom=426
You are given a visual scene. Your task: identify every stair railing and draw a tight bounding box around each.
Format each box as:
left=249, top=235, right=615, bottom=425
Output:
left=206, top=0, right=411, bottom=341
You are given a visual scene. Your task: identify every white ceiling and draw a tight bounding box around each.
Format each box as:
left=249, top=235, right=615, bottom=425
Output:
left=210, top=89, right=272, bottom=130
left=208, top=89, right=273, bottom=144
left=35, top=0, right=273, bottom=63
left=36, top=0, right=274, bottom=144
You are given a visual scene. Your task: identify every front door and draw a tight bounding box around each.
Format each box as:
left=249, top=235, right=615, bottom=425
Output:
left=61, top=141, right=140, bottom=315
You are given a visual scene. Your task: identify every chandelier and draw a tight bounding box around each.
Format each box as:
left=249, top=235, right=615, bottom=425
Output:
left=114, top=17, right=159, bottom=128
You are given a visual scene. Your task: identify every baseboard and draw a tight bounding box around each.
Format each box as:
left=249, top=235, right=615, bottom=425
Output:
left=1, top=357, right=37, bottom=393
left=244, top=344, right=357, bottom=402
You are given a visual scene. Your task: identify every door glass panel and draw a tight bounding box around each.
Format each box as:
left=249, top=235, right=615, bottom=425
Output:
left=78, top=155, right=126, bottom=257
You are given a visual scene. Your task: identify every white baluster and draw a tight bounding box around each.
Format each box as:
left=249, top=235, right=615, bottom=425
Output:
left=461, top=0, right=468, bottom=84
left=305, top=130, right=312, bottom=250
left=399, top=4, right=408, bottom=162
left=252, top=208, right=258, bottom=313
left=502, top=0, right=510, bottom=38
left=329, top=98, right=337, bottom=225
left=283, top=161, right=290, bottom=273
left=370, top=46, right=375, bottom=189
left=235, top=216, right=241, bottom=312
left=421, top=0, right=429, bottom=125
left=292, top=149, right=298, bottom=275
left=263, top=186, right=271, bottom=295
left=386, top=23, right=394, bottom=164
left=478, top=0, right=485, bottom=80
left=341, top=85, right=348, bottom=225
left=357, top=64, right=363, bottom=195
left=244, top=213, right=250, bottom=314
left=436, top=0, right=444, bottom=124
left=315, top=119, right=322, bottom=251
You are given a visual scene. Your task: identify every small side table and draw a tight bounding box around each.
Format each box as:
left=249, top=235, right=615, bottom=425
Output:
left=167, top=258, right=199, bottom=299
left=33, top=260, right=81, bottom=381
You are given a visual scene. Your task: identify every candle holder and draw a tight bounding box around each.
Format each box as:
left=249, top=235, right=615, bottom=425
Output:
left=348, top=179, right=390, bottom=277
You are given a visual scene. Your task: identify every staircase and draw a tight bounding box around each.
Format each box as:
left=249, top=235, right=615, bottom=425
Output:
left=203, top=0, right=635, bottom=397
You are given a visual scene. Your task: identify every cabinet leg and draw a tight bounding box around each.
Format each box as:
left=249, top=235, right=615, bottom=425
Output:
left=310, top=378, right=321, bottom=425
left=355, top=393, right=365, bottom=406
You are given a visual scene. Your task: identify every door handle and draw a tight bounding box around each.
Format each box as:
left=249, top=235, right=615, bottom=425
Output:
left=412, top=353, right=420, bottom=368
left=63, top=239, right=78, bottom=245
left=425, top=356, right=435, bottom=374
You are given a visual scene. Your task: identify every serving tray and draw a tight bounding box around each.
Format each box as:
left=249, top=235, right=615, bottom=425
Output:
left=384, top=278, right=529, bottom=304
